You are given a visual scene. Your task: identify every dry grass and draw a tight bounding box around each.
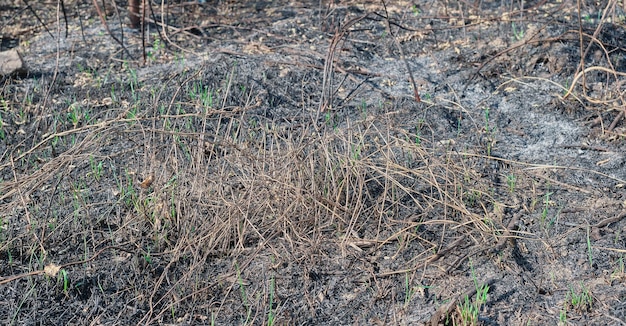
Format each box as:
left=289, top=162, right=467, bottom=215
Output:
left=0, top=61, right=506, bottom=323
left=2, top=0, right=626, bottom=324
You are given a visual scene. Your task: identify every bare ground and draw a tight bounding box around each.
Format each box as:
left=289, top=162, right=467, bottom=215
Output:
left=1, top=0, right=626, bottom=325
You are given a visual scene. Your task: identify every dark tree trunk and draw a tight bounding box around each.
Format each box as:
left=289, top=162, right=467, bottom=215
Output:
left=128, top=0, right=141, bottom=28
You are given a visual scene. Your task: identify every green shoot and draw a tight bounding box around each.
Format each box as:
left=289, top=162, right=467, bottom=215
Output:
left=143, top=249, right=152, bottom=265
left=404, top=272, right=416, bottom=307
left=0, top=114, right=5, bottom=140
left=586, top=226, right=593, bottom=267
left=540, top=186, right=552, bottom=227
left=68, top=103, right=81, bottom=127
left=506, top=175, right=516, bottom=193
left=511, top=22, right=524, bottom=40
left=411, top=5, right=421, bottom=16
left=267, top=272, right=276, bottom=326
left=415, top=120, right=424, bottom=146
left=89, top=155, right=103, bottom=181
left=457, top=259, right=490, bottom=325
left=235, top=263, right=252, bottom=324
left=566, top=283, right=592, bottom=312
left=60, top=269, right=69, bottom=294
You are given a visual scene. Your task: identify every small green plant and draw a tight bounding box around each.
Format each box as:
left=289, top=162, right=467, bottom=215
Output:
left=0, top=96, right=8, bottom=110
left=153, top=34, right=163, bottom=50
left=540, top=189, right=552, bottom=226
left=559, top=309, right=567, bottom=325
left=235, top=263, right=252, bottom=324
left=267, top=272, right=276, bottom=326
left=118, top=169, right=138, bottom=207
left=414, top=119, right=424, bottom=146
left=15, top=106, right=26, bottom=124
left=51, top=135, right=60, bottom=149
left=124, top=61, right=140, bottom=102
left=457, top=259, right=489, bottom=326
left=110, top=84, right=117, bottom=102
left=506, top=175, right=516, bottom=193
left=322, top=111, right=339, bottom=130
left=511, top=22, right=524, bottom=40
left=201, top=87, right=214, bottom=110
left=175, top=51, right=185, bottom=66
left=23, top=92, right=33, bottom=107
left=404, top=272, right=416, bottom=307
left=71, top=181, right=86, bottom=219
left=60, top=269, right=69, bottom=294
left=459, top=294, right=479, bottom=325
left=465, top=189, right=481, bottom=206
left=126, top=105, right=138, bottom=123
left=566, top=283, right=592, bottom=313
left=611, top=254, right=625, bottom=281
left=126, top=62, right=138, bottom=87
left=47, top=217, right=57, bottom=231
left=188, top=81, right=201, bottom=101
left=143, top=249, right=152, bottom=265
left=130, top=83, right=139, bottom=102
left=359, top=100, right=367, bottom=119
left=0, top=114, right=5, bottom=140
left=147, top=34, right=164, bottom=61
left=562, top=80, right=571, bottom=97
left=411, top=4, right=421, bottom=16
left=350, top=144, right=362, bottom=161
left=89, top=156, right=103, bottom=181
left=67, top=103, right=81, bottom=127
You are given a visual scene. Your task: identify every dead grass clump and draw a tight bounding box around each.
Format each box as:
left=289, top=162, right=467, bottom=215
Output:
left=129, top=96, right=506, bottom=322
left=0, top=82, right=501, bottom=323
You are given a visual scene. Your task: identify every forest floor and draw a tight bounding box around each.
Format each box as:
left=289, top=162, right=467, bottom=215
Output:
left=1, top=0, right=626, bottom=325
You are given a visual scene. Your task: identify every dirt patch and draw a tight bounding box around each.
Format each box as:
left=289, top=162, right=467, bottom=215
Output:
left=1, top=0, right=626, bottom=325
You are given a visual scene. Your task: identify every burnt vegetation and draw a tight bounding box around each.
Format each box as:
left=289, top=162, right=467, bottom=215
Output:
left=1, top=0, right=626, bottom=325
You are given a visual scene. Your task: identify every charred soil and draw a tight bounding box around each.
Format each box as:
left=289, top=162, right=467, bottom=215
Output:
left=1, top=0, right=626, bottom=325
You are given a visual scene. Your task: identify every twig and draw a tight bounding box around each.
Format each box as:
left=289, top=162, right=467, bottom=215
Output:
left=91, top=0, right=134, bottom=59
left=381, top=0, right=420, bottom=103
left=21, top=0, right=54, bottom=39
left=562, top=66, right=626, bottom=100
left=318, top=12, right=370, bottom=116
left=491, top=212, right=522, bottom=254
left=568, top=0, right=618, bottom=99
left=319, top=25, right=344, bottom=114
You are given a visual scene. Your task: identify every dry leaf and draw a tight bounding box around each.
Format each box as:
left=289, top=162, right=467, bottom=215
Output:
left=140, top=174, right=154, bottom=189
left=44, top=263, right=61, bottom=277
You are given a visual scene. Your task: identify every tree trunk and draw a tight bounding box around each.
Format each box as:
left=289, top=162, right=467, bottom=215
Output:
left=128, top=0, right=141, bottom=29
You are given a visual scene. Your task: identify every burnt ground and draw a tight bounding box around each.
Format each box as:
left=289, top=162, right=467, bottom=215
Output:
left=1, top=0, right=626, bottom=325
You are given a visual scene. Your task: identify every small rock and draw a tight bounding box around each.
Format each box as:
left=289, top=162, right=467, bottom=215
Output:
left=0, top=49, right=27, bottom=77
